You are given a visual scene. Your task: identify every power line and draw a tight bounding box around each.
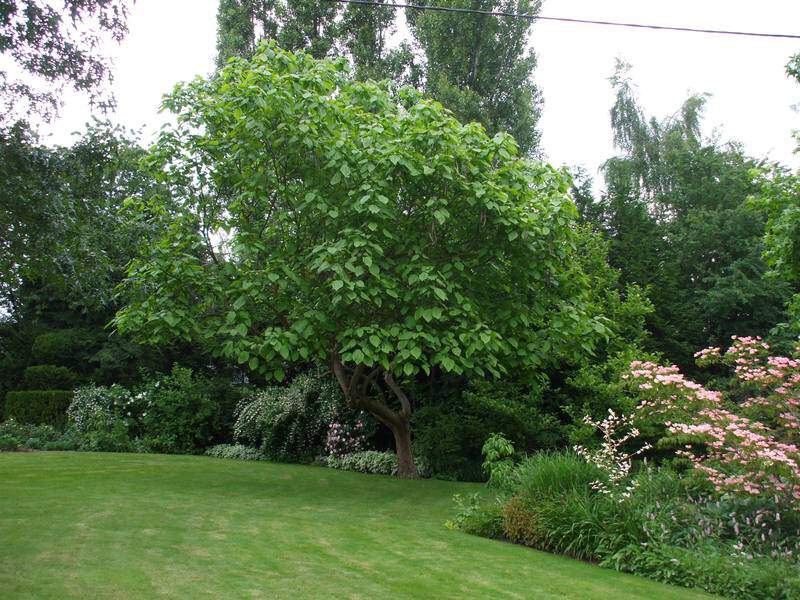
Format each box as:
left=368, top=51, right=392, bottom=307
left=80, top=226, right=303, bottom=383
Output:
left=325, top=0, right=800, bottom=40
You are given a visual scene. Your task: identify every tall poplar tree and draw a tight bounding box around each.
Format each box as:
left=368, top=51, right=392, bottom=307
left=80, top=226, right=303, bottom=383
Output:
left=215, top=0, right=340, bottom=67
left=406, top=0, right=543, bottom=155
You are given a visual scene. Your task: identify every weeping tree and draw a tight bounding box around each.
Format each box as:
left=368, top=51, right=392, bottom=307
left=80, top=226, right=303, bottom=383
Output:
left=115, top=45, right=600, bottom=477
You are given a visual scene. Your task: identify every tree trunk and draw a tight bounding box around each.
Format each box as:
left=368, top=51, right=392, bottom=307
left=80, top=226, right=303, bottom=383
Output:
left=331, top=355, right=419, bottom=479
left=390, top=419, right=418, bottom=479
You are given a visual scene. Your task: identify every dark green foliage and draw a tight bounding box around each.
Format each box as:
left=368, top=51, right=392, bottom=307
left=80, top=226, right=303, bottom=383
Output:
left=583, top=62, right=792, bottom=368
left=215, top=0, right=341, bottom=67
left=0, top=434, right=18, bottom=451
left=22, top=365, right=77, bottom=390
left=413, top=380, right=562, bottom=481
left=4, top=390, right=72, bottom=428
left=340, top=1, right=416, bottom=84
left=30, top=329, right=96, bottom=368
left=0, top=121, right=197, bottom=398
left=0, top=0, right=130, bottom=121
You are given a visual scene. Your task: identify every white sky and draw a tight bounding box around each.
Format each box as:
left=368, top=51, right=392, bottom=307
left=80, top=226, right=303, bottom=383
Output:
left=38, top=0, right=800, bottom=183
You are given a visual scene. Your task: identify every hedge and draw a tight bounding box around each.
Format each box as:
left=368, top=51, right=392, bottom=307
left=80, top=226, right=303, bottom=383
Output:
left=4, top=391, right=73, bottom=429
left=23, top=365, right=77, bottom=390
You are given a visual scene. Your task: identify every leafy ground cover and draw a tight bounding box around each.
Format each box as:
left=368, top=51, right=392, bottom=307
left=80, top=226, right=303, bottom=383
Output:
left=0, top=453, right=711, bottom=599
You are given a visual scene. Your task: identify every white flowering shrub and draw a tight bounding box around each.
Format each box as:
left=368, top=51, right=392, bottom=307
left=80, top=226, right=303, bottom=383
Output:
left=573, top=409, right=650, bottom=501
left=67, top=384, right=139, bottom=433
left=233, top=370, right=360, bottom=462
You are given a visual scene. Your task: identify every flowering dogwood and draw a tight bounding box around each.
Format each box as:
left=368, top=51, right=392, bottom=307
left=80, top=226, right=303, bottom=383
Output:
left=627, top=336, right=800, bottom=507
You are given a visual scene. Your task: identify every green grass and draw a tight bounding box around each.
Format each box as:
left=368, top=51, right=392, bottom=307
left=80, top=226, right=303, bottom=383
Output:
left=0, top=452, right=714, bottom=599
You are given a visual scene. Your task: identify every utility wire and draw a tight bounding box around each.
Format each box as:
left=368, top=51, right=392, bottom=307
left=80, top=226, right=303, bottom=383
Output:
left=325, top=0, right=800, bottom=40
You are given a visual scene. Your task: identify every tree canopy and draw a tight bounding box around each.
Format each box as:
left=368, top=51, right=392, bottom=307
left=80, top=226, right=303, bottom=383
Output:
left=0, top=0, right=131, bottom=122
left=215, top=0, right=542, bottom=155
left=407, top=0, right=543, bottom=156
left=114, top=44, right=602, bottom=477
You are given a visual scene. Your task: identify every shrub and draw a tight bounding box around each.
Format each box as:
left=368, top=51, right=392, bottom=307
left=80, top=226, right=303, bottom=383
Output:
left=502, top=485, right=607, bottom=562
left=79, top=420, right=138, bottom=453
left=234, top=371, right=355, bottom=462
left=205, top=444, right=266, bottom=461
left=481, top=433, right=516, bottom=491
left=0, top=434, right=19, bottom=451
left=445, top=493, right=504, bottom=538
left=5, top=390, right=72, bottom=428
left=325, top=450, right=429, bottom=477
left=324, top=418, right=369, bottom=458
left=137, top=366, right=219, bottom=454
left=513, top=451, right=602, bottom=500
left=0, top=419, right=68, bottom=450
left=614, top=543, right=800, bottom=600
left=30, top=328, right=96, bottom=367
left=67, top=384, right=135, bottom=433
left=453, top=447, right=800, bottom=600
left=22, top=365, right=78, bottom=390
left=628, top=336, right=800, bottom=508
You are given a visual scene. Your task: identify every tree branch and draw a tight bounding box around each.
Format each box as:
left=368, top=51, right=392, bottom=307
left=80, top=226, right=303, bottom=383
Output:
left=384, top=371, right=412, bottom=419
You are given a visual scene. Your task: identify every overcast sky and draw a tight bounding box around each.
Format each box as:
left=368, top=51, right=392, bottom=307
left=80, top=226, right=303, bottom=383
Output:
left=40, top=0, right=800, bottom=185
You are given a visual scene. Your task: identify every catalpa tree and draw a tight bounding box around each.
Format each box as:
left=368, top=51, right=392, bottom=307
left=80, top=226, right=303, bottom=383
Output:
left=115, top=44, right=603, bottom=477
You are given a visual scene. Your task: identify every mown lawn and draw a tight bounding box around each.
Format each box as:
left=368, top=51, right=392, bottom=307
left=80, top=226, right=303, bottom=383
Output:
left=0, top=452, right=714, bottom=599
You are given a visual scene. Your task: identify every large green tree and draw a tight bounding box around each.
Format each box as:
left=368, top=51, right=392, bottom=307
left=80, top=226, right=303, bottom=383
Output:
left=586, top=63, right=791, bottom=367
left=0, top=0, right=131, bottom=121
left=0, top=121, right=151, bottom=314
left=407, top=0, right=543, bottom=155
left=115, top=45, right=602, bottom=477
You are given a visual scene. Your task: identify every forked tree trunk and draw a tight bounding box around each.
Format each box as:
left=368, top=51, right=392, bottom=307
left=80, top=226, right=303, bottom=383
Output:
left=332, top=356, right=419, bottom=479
